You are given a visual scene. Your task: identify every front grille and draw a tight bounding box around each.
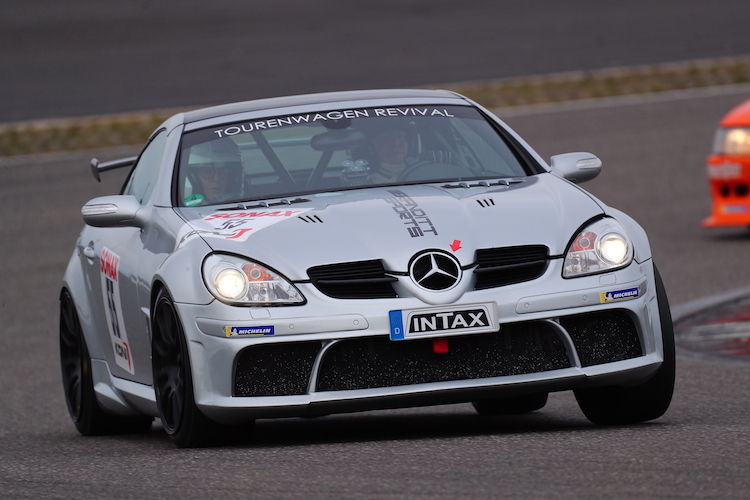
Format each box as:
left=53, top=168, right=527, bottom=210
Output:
left=232, top=311, right=644, bottom=398
left=306, top=246, right=548, bottom=299
left=307, top=260, right=398, bottom=299
left=234, top=341, right=321, bottom=396
left=473, top=245, right=549, bottom=290
left=560, top=310, right=642, bottom=366
left=316, top=322, right=571, bottom=392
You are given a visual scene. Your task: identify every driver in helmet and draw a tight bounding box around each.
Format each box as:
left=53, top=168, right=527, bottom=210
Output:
left=360, top=120, right=413, bottom=184
left=369, top=127, right=411, bottom=183
left=184, top=138, right=243, bottom=205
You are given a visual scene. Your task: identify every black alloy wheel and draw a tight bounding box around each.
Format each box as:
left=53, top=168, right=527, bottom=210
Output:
left=151, top=291, right=188, bottom=437
left=59, top=289, right=152, bottom=435
left=573, top=264, right=676, bottom=425
left=152, top=289, right=253, bottom=447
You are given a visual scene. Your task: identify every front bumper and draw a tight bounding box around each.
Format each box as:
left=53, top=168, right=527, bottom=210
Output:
left=176, top=259, right=666, bottom=425
left=703, top=155, right=750, bottom=227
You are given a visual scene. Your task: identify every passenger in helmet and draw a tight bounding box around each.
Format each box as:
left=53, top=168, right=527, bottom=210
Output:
left=183, top=138, right=243, bottom=205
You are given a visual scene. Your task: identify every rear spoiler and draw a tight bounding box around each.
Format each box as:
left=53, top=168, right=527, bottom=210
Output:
left=90, top=156, right=138, bottom=182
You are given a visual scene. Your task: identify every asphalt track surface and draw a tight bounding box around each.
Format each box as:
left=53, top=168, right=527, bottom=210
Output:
left=1, top=89, right=750, bottom=499
left=4, top=0, right=750, bottom=122
left=3, top=1, right=750, bottom=498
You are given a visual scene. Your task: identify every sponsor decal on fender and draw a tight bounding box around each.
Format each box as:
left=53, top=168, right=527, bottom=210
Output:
left=100, top=247, right=134, bottom=374
left=178, top=208, right=313, bottom=244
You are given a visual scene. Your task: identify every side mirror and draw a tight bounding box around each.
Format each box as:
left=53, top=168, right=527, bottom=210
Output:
left=81, top=195, right=145, bottom=228
left=549, top=152, right=602, bottom=184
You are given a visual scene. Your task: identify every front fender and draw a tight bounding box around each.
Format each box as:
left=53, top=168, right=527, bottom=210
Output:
left=152, top=234, right=214, bottom=306
left=606, top=207, right=652, bottom=264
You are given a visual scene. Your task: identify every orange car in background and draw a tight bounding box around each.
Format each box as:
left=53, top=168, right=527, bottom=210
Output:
left=704, top=98, right=750, bottom=227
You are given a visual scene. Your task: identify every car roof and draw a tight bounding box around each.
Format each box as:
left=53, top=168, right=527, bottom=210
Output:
left=720, top=97, right=750, bottom=127
left=181, top=89, right=466, bottom=124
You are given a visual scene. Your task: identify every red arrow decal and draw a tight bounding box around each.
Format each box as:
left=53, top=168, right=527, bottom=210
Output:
left=450, top=240, right=462, bottom=252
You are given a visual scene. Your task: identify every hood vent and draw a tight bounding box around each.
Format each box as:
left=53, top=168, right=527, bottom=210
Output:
left=476, top=198, right=495, bottom=208
left=299, top=215, right=324, bottom=223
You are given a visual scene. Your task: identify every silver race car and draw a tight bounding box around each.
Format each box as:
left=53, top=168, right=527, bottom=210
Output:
left=60, top=89, right=674, bottom=447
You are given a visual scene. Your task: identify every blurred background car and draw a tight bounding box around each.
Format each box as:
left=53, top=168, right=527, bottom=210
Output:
left=704, top=98, right=750, bottom=228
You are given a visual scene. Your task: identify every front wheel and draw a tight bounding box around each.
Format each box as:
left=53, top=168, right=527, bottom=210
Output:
left=59, top=290, right=153, bottom=435
left=573, top=265, right=675, bottom=425
left=152, top=289, right=253, bottom=447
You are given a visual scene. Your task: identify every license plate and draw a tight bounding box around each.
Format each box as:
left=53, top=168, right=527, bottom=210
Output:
left=389, top=303, right=497, bottom=340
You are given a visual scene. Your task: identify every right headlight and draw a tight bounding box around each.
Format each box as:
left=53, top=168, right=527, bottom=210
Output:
left=713, top=127, right=750, bottom=156
left=563, top=218, right=634, bottom=278
left=202, top=254, right=305, bottom=305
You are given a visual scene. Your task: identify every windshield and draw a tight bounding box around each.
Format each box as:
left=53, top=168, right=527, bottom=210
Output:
left=176, top=104, right=532, bottom=207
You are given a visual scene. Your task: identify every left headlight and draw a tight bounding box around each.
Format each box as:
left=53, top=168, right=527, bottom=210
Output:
left=202, top=254, right=305, bottom=305
left=563, top=218, right=634, bottom=278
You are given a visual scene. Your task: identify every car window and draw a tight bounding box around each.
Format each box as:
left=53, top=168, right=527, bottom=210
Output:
left=122, top=130, right=168, bottom=204
left=177, top=105, right=531, bottom=207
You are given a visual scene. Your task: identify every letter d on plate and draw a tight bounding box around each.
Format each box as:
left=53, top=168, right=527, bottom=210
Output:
left=389, top=310, right=405, bottom=340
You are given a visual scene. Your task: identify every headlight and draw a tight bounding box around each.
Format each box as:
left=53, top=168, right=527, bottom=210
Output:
left=713, top=127, right=750, bottom=156
left=203, top=254, right=305, bottom=305
left=563, top=218, right=633, bottom=278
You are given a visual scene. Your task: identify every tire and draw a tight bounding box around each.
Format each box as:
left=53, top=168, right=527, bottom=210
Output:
left=573, top=265, right=675, bottom=425
left=59, top=290, right=153, bottom=436
left=472, top=393, right=548, bottom=416
left=152, top=289, right=253, bottom=447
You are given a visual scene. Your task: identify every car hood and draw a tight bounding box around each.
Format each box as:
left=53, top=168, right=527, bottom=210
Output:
left=176, top=173, right=604, bottom=281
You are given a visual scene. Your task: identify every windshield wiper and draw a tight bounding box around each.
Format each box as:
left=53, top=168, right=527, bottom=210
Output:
left=439, top=179, right=524, bottom=189
left=217, top=197, right=311, bottom=211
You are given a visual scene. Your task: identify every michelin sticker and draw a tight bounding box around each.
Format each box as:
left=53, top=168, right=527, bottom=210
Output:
left=600, top=287, right=640, bottom=303
left=225, top=326, right=276, bottom=337
left=100, top=247, right=135, bottom=374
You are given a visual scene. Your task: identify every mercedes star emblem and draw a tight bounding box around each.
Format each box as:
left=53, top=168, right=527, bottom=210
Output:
left=409, top=250, right=462, bottom=291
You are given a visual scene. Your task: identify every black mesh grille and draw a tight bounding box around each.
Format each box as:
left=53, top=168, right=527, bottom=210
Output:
left=316, top=322, right=571, bottom=392
left=234, top=341, right=321, bottom=396
left=232, top=311, right=643, bottom=397
left=307, top=260, right=398, bottom=299
left=473, top=245, right=549, bottom=290
left=560, top=310, right=642, bottom=367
